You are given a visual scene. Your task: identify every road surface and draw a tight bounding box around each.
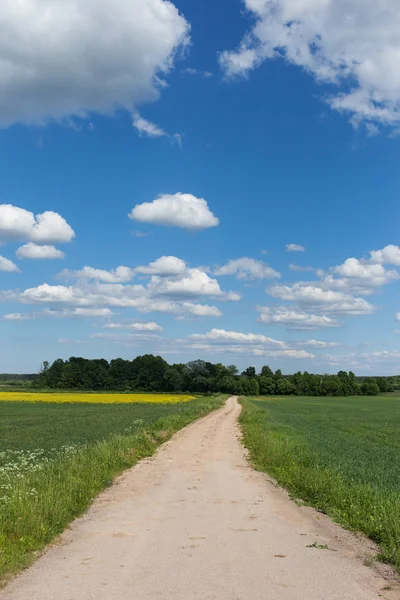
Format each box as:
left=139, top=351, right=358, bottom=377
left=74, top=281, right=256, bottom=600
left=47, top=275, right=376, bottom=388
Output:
left=1, top=397, right=398, bottom=600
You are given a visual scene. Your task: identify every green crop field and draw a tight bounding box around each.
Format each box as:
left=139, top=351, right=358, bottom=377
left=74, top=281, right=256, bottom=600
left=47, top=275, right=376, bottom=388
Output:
left=240, top=395, right=400, bottom=571
left=0, top=395, right=225, bottom=583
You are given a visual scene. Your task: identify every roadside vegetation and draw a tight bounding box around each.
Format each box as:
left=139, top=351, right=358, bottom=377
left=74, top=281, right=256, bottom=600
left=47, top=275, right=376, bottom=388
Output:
left=240, top=395, right=400, bottom=571
left=0, top=394, right=225, bottom=583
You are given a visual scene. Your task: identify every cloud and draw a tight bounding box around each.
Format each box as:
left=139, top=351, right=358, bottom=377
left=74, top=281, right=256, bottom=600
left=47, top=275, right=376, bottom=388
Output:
left=147, top=270, right=237, bottom=301
left=135, top=256, right=187, bottom=277
left=268, top=283, right=376, bottom=315
left=59, top=266, right=134, bottom=283
left=190, top=328, right=287, bottom=348
left=219, top=0, right=400, bottom=128
left=2, top=313, right=30, bottom=321
left=369, top=244, right=400, bottom=266
left=182, top=68, right=213, bottom=78
left=147, top=268, right=240, bottom=300
left=180, top=303, right=222, bottom=317
left=177, top=326, right=315, bottom=358
left=0, top=205, right=75, bottom=244
left=58, top=339, right=89, bottom=345
left=257, top=306, right=339, bottom=330
left=196, top=344, right=314, bottom=359
left=18, top=254, right=237, bottom=320
left=129, top=193, right=219, bottom=230
left=133, top=231, right=152, bottom=238
left=0, top=256, right=20, bottom=273
left=0, top=290, right=20, bottom=302
left=360, top=350, right=400, bottom=362
left=132, top=113, right=167, bottom=138
left=44, top=308, right=114, bottom=318
left=0, top=0, right=189, bottom=127
left=183, top=341, right=314, bottom=360
left=289, top=264, right=324, bottom=276
left=91, top=332, right=163, bottom=343
left=300, top=339, right=340, bottom=348
left=20, top=280, right=226, bottom=317
left=16, top=243, right=65, bottom=260
left=103, top=321, right=162, bottom=332
left=286, top=244, right=305, bottom=253
left=333, top=258, right=399, bottom=288
left=214, top=257, right=280, bottom=280
left=138, top=300, right=223, bottom=317
left=2, top=308, right=114, bottom=320
left=132, top=112, right=181, bottom=144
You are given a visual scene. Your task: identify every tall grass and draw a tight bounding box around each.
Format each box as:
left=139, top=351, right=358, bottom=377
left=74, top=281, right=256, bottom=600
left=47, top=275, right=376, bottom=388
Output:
left=240, top=396, right=400, bottom=571
left=0, top=395, right=225, bottom=583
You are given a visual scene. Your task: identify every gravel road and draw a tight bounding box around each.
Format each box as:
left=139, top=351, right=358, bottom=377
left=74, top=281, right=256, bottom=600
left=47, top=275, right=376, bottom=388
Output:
left=1, top=397, right=398, bottom=600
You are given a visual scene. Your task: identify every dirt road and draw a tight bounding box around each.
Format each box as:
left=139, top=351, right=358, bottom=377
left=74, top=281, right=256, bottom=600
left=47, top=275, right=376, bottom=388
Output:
left=2, top=397, right=397, bottom=600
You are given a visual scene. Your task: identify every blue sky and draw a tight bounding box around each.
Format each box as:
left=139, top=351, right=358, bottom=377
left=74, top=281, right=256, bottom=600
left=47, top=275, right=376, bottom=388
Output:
left=1, top=0, right=400, bottom=374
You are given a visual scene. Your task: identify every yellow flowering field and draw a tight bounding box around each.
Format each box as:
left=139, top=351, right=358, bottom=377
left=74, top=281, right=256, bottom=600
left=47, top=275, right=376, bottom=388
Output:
left=0, top=392, right=195, bottom=404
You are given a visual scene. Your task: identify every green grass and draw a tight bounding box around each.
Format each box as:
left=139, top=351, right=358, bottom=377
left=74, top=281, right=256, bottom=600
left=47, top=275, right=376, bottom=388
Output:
left=0, top=401, right=201, bottom=451
left=0, top=395, right=225, bottom=583
left=240, top=395, right=400, bottom=571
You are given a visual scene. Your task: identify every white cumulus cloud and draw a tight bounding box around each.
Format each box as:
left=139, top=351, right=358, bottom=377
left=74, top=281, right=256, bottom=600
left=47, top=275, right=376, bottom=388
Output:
left=214, top=257, right=280, bottom=280
left=190, top=328, right=287, bottom=348
left=129, top=193, right=219, bottom=230
left=16, top=243, right=65, bottom=260
left=370, top=244, right=400, bottom=266
left=220, top=0, right=400, bottom=129
left=300, top=339, right=340, bottom=348
left=0, top=205, right=75, bottom=244
left=286, top=244, right=305, bottom=253
left=0, top=256, right=20, bottom=273
left=0, top=0, right=189, bottom=126
left=103, top=321, right=162, bottom=332
left=257, top=306, right=339, bottom=330
left=59, top=266, right=134, bottom=283
left=135, top=256, right=187, bottom=277
left=148, top=268, right=239, bottom=300
left=268, top=283, right=375, bottom=315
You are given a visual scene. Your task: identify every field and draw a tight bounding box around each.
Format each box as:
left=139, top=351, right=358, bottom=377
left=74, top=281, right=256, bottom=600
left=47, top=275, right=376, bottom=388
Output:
left=0, top=392, right=194, bottom=404
left=0, top=394, right=225, bottom=582
left=240, top=395, right=400, bottom=571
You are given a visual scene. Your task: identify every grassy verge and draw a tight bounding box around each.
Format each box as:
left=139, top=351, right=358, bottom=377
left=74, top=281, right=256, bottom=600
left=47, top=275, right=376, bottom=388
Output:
left=0, top=395, right=225, bottom=583
left=239, top=396, right=400, bottom=572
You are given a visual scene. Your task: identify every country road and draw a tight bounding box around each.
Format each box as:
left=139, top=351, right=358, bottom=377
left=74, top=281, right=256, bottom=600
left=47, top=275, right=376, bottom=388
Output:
left=1, top=397, right=398, bottom=600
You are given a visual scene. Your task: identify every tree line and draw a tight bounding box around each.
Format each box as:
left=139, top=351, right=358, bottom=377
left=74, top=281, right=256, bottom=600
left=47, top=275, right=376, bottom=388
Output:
left=35, top=355, right=396, bottom=396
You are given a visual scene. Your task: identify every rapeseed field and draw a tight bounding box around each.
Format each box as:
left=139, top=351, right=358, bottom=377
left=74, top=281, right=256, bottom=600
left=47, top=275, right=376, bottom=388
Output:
left=0, top=392, right=194, bottom=404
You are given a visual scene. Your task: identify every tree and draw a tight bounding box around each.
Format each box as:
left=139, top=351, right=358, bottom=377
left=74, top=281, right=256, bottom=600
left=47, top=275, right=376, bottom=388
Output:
left=275, top=378, right=296, bottom=395
left=242, top=366, right=256, bottom=378
left=261, top=365, right=274, bottom=378
left=361, top=380, right=380, bottom=396
left=34, top=355, right=385, bottom=398
left=131, top=355, right=169, bottom=390
left=259, top=376, right=276, bottom=395
left=163, top=368, right=183, bottom=392
left=376, top=377, right=389, bottom=393
left=239, top=376, right=259, bottom=396
left=219, top=376, right=239, bottom=395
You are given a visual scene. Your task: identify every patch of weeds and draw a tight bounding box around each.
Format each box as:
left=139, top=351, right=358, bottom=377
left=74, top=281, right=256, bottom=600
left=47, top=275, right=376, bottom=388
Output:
left=306, top=541, right=335, bottom=551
